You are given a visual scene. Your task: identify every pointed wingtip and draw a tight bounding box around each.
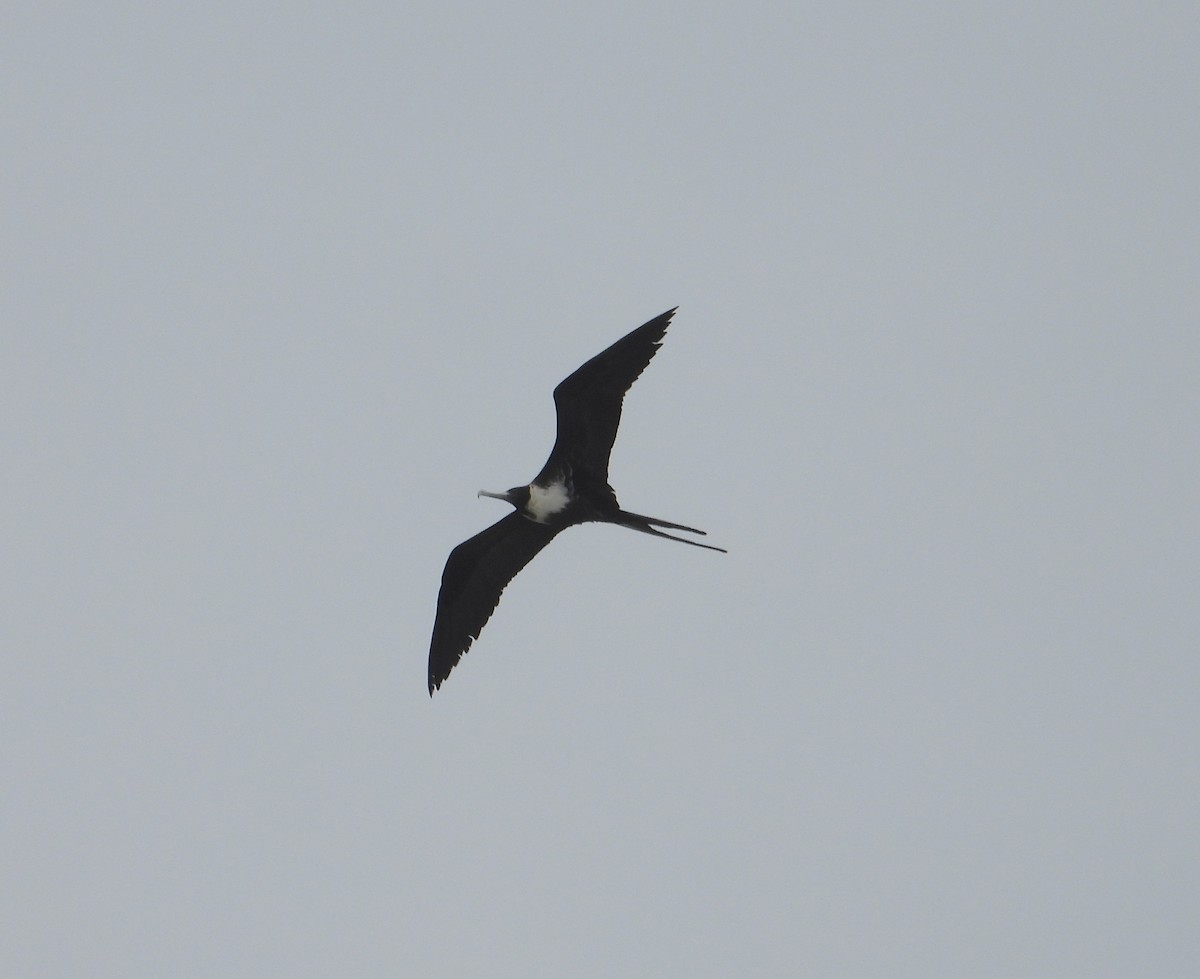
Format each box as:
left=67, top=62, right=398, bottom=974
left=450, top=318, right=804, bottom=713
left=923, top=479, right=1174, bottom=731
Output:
left=428, top=667, right=443, bottom=696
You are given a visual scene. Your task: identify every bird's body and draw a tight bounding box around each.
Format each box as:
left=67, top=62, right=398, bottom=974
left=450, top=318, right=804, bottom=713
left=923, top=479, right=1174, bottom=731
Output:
left=427, top=308, right=724, bottom=694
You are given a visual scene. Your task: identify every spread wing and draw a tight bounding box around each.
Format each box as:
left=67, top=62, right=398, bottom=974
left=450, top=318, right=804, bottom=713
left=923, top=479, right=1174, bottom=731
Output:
left=428, top=512, right=560, bottom=694
left=537, top=308, right=675, bottom=482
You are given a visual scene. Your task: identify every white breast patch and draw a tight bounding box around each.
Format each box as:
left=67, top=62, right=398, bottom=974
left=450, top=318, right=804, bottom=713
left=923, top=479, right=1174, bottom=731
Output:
left=526, top=481, right=570, bottom=523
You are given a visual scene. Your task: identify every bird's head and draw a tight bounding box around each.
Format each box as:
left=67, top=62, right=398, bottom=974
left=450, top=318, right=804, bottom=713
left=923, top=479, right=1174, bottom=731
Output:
left=477, top=486, right=530, bottom=510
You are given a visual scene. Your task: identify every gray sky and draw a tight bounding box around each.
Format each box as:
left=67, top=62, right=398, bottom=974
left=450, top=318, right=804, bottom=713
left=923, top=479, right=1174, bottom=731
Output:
left=4, top=3, right=1198, bottom=976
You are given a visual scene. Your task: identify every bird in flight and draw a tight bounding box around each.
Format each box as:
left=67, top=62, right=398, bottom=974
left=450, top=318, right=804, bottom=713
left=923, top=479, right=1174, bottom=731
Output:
left=427, top=308, right=725, bottom=695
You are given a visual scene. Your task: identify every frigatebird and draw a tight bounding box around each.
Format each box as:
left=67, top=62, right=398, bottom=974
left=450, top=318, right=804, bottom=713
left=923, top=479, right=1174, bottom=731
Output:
left=427, top=308, right=725, bottom=695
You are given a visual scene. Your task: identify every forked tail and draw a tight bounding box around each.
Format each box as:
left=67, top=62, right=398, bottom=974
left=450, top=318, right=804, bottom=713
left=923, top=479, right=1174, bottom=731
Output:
left=612, top=509, right=727, bottom=553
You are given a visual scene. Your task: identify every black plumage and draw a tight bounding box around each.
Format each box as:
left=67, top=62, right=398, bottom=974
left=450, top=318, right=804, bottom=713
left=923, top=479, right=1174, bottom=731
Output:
left=427, top=308, right=724, bottom=695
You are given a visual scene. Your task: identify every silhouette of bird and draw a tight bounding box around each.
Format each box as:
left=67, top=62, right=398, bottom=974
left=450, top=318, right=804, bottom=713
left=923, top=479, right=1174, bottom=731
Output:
left=428, top=308, right=724, bottom=694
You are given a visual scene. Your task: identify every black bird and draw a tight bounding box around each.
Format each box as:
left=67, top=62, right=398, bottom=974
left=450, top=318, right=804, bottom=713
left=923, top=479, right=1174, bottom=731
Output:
left=427, top=308, right=725, bottom=695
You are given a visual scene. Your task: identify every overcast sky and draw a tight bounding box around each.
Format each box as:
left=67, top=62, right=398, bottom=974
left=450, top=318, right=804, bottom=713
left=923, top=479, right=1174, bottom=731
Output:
left=4, top=3, right=1198, bottom=976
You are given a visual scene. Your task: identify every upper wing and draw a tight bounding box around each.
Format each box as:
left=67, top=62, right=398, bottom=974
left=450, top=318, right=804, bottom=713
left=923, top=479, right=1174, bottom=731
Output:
left=537, top=308, right=676, bottom=482
left=428, top=512, right=560, bottom=694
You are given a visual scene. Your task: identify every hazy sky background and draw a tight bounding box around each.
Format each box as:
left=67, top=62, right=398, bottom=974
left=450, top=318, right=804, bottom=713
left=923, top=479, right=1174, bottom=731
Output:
left=4, top=3, right=1197, bottom=976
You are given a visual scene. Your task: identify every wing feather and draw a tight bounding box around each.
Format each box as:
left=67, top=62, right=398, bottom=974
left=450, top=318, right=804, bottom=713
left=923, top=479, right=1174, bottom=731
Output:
left=537, top=308, right=676, bottom=481
left=428, top=513, right=560, bottom=694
